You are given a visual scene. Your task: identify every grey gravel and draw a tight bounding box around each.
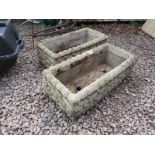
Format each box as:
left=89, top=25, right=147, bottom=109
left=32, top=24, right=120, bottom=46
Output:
left=0, top=21, right=155, bottom=135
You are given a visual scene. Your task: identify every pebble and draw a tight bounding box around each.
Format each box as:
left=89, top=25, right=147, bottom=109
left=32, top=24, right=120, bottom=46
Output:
left=38, top=121, right=45, bottom=128
left=41, top=114, right=52, bottom=123
left=149, top=120, right=155, bottom=129
left=22, top=111, right=32, bottom=117
left=137, top=113, right=142, bottom=117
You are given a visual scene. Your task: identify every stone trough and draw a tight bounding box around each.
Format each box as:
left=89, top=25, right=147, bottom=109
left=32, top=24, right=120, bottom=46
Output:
left=43, top=43, right=136, bottom=117
left=37, top=28, right=108, bottom=67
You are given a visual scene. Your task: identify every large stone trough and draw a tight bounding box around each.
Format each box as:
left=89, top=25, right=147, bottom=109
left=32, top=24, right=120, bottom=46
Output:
left=37, top=28, right=108, bottom=67
left=43, top=43, right=136, bottom=117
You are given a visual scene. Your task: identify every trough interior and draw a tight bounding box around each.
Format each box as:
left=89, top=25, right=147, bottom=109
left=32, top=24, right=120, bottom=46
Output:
left=56, top=47, right=125, bottom=93
left=56, top=47, right=126, bottom=93
left=44, top=29, right=103, bottom=53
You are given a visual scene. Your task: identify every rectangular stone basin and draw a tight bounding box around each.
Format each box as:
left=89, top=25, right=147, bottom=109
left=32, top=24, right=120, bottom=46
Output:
left=43, top=43, right=136, bottom=117
left=37, top=28, right=108, bottom=67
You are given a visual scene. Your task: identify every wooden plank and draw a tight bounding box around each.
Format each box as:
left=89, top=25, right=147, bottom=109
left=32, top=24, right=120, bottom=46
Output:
left=142, top=19, right=155, bottom=38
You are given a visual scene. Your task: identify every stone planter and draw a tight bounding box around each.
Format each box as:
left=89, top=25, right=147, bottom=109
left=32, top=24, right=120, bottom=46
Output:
left=43, top=43, right=136, bottom=117
left=37, top=28, right=108, bottom=67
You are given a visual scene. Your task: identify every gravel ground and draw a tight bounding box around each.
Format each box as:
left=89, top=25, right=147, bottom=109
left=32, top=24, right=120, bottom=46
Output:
left=0, top=22, right=155, bottom=135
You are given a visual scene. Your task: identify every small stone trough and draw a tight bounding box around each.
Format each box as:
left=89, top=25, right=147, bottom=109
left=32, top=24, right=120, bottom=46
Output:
left=37, top=28, right=108, bottom=67
left=43, top=43, right=136, bottom=117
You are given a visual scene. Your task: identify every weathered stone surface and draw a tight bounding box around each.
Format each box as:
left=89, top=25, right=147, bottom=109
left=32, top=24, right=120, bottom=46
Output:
left=37, top=28, right=108, bottom=67
left=43, top=43, right=136, bottom=117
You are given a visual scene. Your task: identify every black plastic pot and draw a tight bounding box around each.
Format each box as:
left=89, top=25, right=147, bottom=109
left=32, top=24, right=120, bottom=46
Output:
left=0, top=20, right=23, bottom=73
